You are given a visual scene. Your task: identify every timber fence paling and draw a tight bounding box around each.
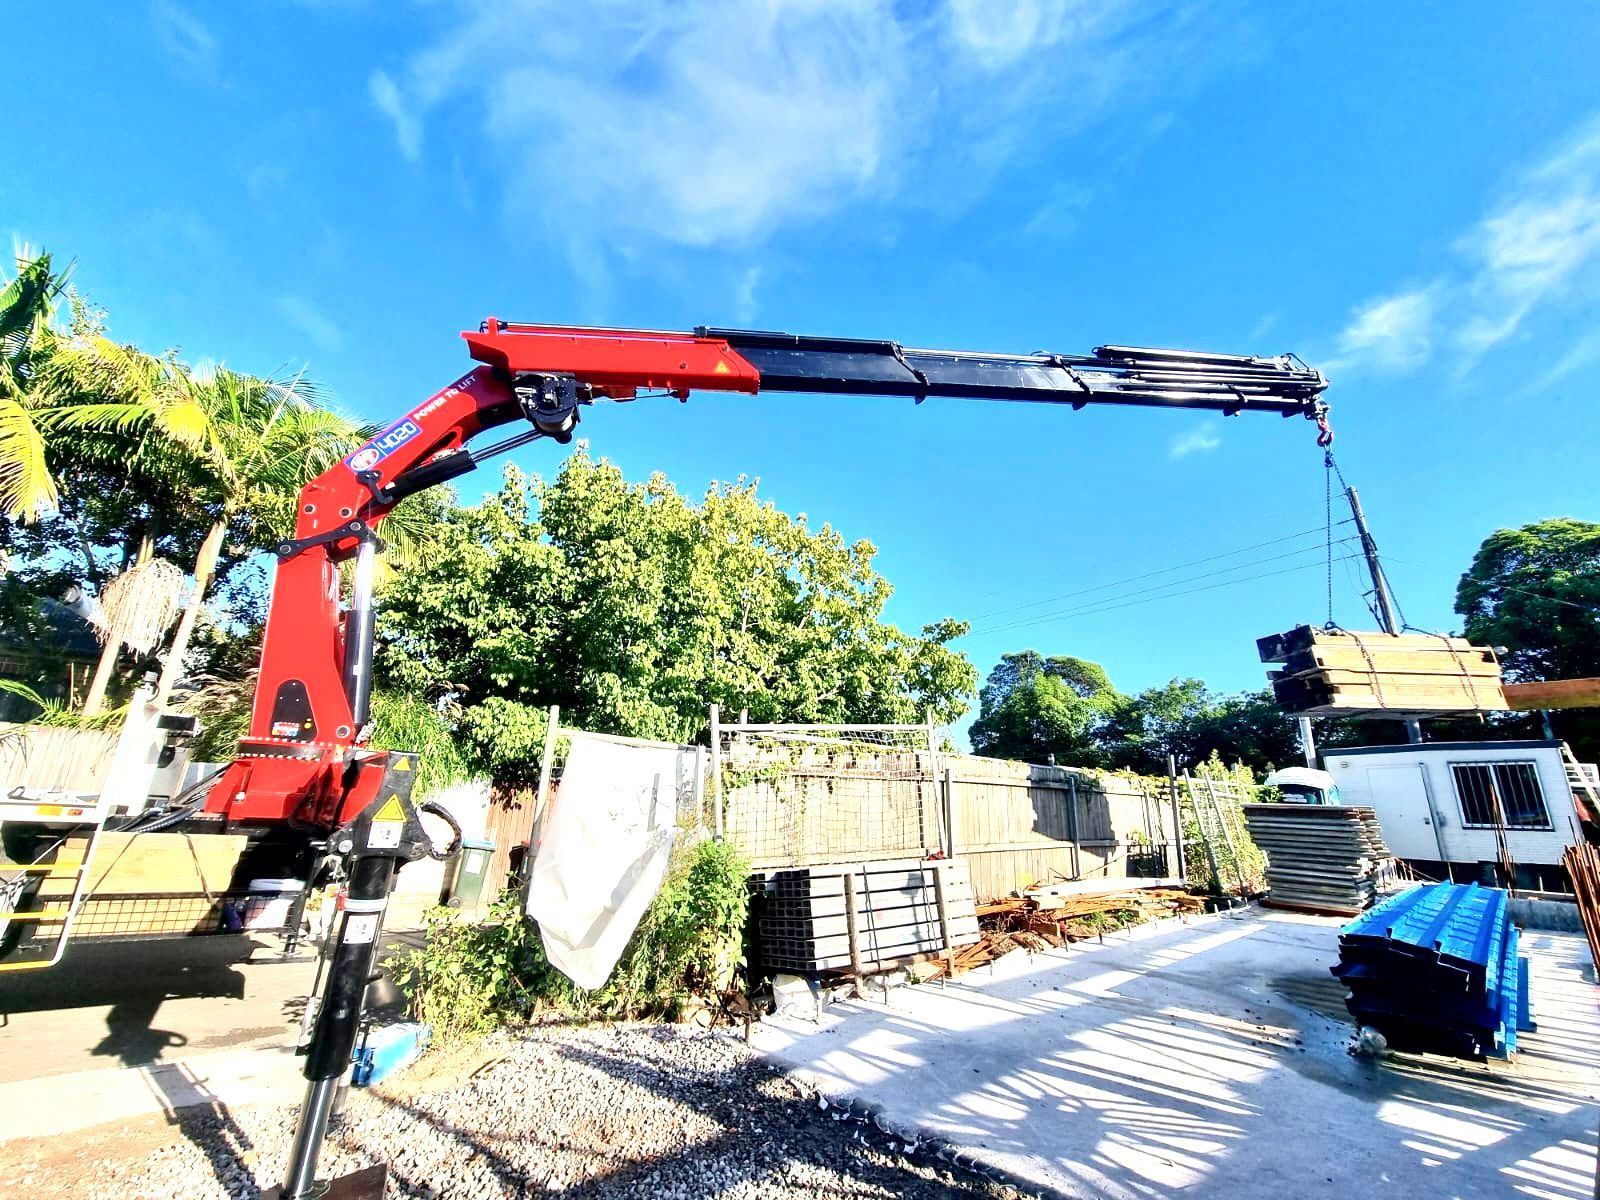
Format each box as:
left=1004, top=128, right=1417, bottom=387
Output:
left=0, top=724, right=121, bottom=795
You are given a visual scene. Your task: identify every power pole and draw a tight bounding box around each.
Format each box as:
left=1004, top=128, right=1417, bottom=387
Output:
left=1297, top=715, right=1318, bottom=768
left=1346, top=486, right=1422, bottom=744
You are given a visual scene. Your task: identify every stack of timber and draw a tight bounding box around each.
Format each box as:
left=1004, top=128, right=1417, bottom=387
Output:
left=750, top=858, right=978, bottom=975
left=1244, top=803, right=1396, bottom=915
left=940, top=884, right=1204, bottom=977
left=1332, top=882, right=1534, bottom=1059
left=1505, top=677, right=1600, bottom=710
left=1562, top=841, right=1600, bottom=971
left=1258, top=625, right=1507, bottom=717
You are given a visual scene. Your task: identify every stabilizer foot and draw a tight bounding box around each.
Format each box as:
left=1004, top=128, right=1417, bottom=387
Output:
left=259, top=1162, right=387, bottom=1200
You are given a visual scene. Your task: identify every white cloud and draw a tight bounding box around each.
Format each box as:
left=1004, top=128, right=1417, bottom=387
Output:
left=945, top=0, right=1136, bottom=70
left=367, top=1, right=1174, bottom=256
left=1333, top=112, right=1600, bottom=374
left=1168, top=422, right=1222, bottom=459
left=1530, top=326, right=1600, bottom=394
left=151, top=1, right=218, bottom=76
left=1334, top=288, right=1436, bottom=372
left=1248, top=312, right=1280, bottom=342
left=733, top=266, right=762, bottom=325
left=368, top=71, right=421, bottom=163
left=1021, top=183, right=1092, bottom=240
left=276, top=295, right=344, bottom=351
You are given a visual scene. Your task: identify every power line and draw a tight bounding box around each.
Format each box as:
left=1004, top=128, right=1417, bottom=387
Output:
left=971, top=538, right=1360, bottom=636
left=1484, top=580, right=1600, bottom=614
left=967, top=552, right=1365, bottom=638
left=1379, top=552, right=1600, bottom=616
left=969, top=521, right=1353, bottom=622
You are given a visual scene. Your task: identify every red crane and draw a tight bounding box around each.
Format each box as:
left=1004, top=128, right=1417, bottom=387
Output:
left=195, top=318, right=1330, bottom=1198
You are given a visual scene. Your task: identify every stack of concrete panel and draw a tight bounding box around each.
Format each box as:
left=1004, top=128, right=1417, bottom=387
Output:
left=751, top=858, right=979, bottom=975
left=1243, top=803, right=1396, bottom=915
left=1332, top=882, right=1535, bottom=1059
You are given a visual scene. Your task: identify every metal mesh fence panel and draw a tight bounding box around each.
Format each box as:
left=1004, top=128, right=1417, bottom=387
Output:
left=714, top=723, right=941, bottom=869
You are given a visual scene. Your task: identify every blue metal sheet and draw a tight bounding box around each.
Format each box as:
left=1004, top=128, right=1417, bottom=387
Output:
left=1515, top=954, right=1535, bottom=1033
left=1331, top=881, right=1531, bottom=1061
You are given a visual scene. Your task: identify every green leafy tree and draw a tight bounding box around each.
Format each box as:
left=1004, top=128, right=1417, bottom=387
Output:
left=968, top=651, right=1121, bottom=764
left=1102, top=677, right=1213, bottom=772
left=1197, top=688, right=1302, bottom=773
left=1105, top=682, right=1300, bottom=776
left=1453, top=517, right=1600, bottom=759
left=971, top=648, right=1300, bottom=775
left=1456, top=518, right=1600, bottom=681
left=376, top=449, right=977, bottom=777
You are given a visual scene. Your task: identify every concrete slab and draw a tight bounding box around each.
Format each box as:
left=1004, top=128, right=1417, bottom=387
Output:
left=751, top=907, right=1600, bottom=1200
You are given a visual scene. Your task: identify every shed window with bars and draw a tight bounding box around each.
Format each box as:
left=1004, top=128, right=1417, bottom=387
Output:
left=1449, top=761, right=1551, bottom=830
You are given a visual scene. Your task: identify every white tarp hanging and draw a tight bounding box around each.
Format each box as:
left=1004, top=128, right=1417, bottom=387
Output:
left=526, top=733, right=701, bottom=990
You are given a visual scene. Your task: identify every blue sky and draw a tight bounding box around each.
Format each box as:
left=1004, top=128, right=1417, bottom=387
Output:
left=7, top=2, right=1600, bottom=739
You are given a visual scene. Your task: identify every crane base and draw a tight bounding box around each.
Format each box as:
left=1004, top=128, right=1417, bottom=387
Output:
left=259, top=1163, right=387, bottom=1200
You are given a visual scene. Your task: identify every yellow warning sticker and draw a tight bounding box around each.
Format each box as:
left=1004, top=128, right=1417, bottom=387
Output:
left=713, top=360, right=731, bottom=374
left=374, top=795, right=406, bottom=823
left=392, top=757, right=413, bottom=773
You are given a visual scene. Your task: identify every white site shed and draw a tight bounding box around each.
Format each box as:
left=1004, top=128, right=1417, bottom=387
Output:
left=1321, top=740, right=1581, bottom=887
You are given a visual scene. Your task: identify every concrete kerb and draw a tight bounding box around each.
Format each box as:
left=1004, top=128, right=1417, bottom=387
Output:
left=1508, top=896, right=1586, bottom=933
left=0, top=1044, right=305, bottom=1143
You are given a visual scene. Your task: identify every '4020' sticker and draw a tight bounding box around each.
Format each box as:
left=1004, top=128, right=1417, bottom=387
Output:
left=345, top=418, right=421, bottom=473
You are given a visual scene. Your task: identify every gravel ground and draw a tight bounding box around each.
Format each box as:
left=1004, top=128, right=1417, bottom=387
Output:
left=5, top=1025, right=1045, bottom=1199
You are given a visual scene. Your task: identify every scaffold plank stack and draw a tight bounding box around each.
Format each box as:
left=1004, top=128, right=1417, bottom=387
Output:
left=1244, top=803, right=1395, bottom=915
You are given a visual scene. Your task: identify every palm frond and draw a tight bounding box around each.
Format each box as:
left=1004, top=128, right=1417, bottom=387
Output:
left=31, top=401, right=164, bottom=435
left=0, top=251, right=69, bottom=365
left=0, top=395, right=58, bottom=519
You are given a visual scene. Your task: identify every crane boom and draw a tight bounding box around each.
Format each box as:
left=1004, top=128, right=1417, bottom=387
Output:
left=461, top=318, right=1328, bottom=413
left=204, top=317, right=1332, bottom=832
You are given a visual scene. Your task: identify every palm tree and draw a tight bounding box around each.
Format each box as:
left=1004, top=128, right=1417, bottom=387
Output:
left=153, top=363, right=368, bottom=708
left=6, top=275, right=440, bottom=715
left=0, top=247, right=71, bottom=521
left=48, top=353, right=439, bottom=710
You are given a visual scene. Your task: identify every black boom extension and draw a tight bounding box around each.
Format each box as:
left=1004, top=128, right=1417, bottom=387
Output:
left=697, top=328, right=1330, bottom=416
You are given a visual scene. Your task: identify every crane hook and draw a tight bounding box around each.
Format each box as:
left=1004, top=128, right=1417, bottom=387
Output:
left=1312, top=404, right=1334, bottom=448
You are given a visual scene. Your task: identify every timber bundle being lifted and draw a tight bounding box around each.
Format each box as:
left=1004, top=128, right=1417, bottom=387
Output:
left=1259, top=624, right=1508, bottom=718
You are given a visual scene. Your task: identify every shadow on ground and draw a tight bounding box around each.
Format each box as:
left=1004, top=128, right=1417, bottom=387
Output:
left=754, top=911, right=1600, bottom=1200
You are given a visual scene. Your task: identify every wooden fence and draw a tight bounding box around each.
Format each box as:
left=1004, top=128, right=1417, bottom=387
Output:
left=0, top=723, right=121, bottom=796
left=719, top=745, right=1184, bottom=900
left=948, top=757, right=1181, bottom=900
